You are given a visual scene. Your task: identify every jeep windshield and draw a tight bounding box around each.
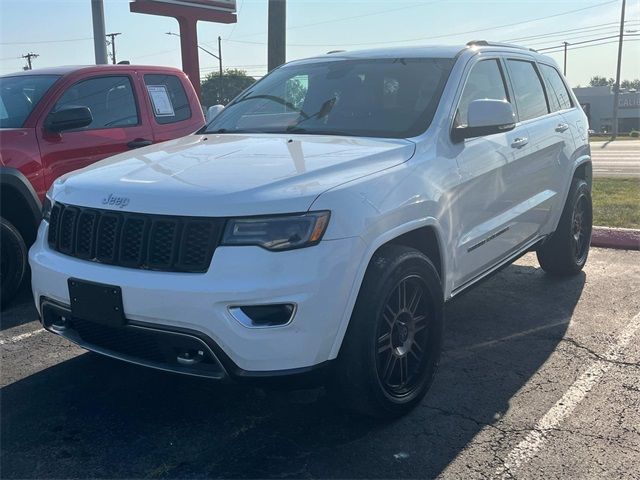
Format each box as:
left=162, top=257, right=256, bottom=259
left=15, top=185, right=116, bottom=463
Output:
left=205, top=57, right=454, bottom=139
left=0, top=75, right=61, bottom=128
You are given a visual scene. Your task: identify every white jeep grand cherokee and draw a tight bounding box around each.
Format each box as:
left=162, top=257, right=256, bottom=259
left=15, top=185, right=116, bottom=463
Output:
left=30, top=41, right=592, bottom=418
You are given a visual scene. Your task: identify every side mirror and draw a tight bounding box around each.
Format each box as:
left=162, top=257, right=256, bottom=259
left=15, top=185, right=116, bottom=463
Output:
left=45, top=106, right=93, bottom=133
left=452, top=99, right=516, bottom=142
left=206, top=104, right=225, bottom=123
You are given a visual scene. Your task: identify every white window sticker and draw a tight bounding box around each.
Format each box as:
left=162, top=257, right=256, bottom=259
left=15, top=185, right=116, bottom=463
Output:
left=0, top=96, right=7, bottom=120
left=147, top=85, right=175, bottom=117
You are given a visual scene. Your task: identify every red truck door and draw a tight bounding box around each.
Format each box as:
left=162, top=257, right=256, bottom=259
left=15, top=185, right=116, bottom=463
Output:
left=37, top=72, right=154, bottom=185
left=139, top=71, right=204, bottom=142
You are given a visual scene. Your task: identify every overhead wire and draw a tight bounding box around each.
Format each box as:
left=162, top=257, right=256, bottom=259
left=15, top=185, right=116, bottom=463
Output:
left=227, top=0, right=620, bottom=48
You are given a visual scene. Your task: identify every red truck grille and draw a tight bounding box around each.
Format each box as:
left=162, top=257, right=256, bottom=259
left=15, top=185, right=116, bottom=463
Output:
left=47, top=203, right=224, bottom=273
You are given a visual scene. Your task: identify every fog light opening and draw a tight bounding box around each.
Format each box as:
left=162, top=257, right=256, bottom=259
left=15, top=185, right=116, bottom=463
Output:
left=176, top=348, right=205, bottom=366
left=50, top=315, right=69, bottom=333
left=231, top=304, right=296, bottom=328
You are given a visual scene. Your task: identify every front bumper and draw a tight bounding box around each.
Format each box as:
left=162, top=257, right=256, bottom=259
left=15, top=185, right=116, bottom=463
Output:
left=40, top=298, right=229, bottom=379
left=30, top=222, right=365, bottom=373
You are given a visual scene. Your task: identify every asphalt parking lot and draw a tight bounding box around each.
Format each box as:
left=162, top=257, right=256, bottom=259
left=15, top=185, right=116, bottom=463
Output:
left=1, top=248, right=639, bottom=479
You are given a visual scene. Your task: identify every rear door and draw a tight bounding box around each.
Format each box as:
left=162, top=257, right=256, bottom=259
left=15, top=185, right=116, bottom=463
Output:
left=503, top=57, right=571, bottom=239
left=38, top=73, right=153, bottom=184
left=140, top=72, right=204, bottom=142
left=538, top=62, right=583, bottom=230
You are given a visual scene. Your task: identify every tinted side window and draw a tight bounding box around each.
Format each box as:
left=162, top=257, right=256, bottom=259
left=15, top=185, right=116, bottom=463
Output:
left=53, top=76, right=139, bottom=130
left=506, top=60, right=549, bottom=121
left=455, top=59, right=508, bottom=127
left=144, top=74, right=191, bottom=125
left=540, top=64, right=573, bottom=111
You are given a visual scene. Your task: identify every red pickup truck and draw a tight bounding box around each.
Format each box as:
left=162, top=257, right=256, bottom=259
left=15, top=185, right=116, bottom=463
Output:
left=0, top=65, right=205, bottom=306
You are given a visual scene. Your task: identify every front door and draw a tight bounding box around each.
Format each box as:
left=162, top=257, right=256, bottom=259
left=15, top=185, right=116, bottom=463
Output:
left=38, top=74, right=153, bottom=185
left=449, top=57, right=531, bottom=289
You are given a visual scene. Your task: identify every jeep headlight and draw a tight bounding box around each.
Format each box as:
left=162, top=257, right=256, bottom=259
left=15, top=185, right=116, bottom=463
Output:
left=221, top=211, right=330, bottom=251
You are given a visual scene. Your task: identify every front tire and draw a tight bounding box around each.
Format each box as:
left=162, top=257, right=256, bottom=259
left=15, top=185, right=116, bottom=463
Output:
left=1, top=217, right=27, bottom=308
left=537, top=177, right=592, bottom=276
left=330, top=245, right=444, bottom=418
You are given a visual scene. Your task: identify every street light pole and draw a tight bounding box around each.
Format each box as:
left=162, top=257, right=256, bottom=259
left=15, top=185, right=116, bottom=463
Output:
left=166, top=32, right=224, bottom=102
left=563, top=42, right=569, bottom=76
left=166, top=31, right=221, bottom=63
left=612, top=0, right=626, bottom=139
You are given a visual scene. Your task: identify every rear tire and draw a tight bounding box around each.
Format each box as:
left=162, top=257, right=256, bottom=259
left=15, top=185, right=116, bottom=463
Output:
left=329, top=245, right=444, bottom=418
left=1, top=217, right=27, bottom=308
left=537, top=177, right=592, bottom=276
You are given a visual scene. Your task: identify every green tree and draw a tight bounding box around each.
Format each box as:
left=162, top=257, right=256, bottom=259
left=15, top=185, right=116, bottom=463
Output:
left=621, top=79, right=640, bottom=90
left=201, top=69, right=256, bottom=106
left=589, top=76, right=615, bottom=86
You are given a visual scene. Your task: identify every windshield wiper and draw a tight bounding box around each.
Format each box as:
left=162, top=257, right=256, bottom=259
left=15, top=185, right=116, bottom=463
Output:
left=286, top=97, right=336, bottom=133
left=283, top=128, right=354, bottom=137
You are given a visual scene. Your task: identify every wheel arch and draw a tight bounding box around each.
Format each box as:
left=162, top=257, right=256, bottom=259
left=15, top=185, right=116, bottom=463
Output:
left=0, top=167, right=42, bottom=246
left=328, top=218, right=447, bottom=360
left=572, top=158, right=592, bottom=190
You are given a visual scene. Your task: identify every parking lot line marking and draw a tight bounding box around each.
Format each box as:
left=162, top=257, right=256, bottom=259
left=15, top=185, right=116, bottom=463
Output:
left=0, top=327, right=45, bottom=346
left=495, top=311, right=640, bottom=478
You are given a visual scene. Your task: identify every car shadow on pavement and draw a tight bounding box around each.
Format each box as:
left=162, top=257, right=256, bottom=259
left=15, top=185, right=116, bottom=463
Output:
left=0, top=285, right=37, bottom=332
left=0, top=263, right=585, bottom=479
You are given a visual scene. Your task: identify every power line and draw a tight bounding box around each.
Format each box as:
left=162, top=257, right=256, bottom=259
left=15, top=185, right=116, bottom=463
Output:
left=528, top=29, right=629, bottom=48
left=225, top=0, right=244, bottom=40
left=502, top=19, right=639, bottom=43
left=232, top=1, right=443, bottom=40
left=538, top=33, right=640, bottom=52
left=226, top=0, right=620, bottom=48
left=0, top=37, right=93, bottom=45
left=541, top=37, right=640, bottom=54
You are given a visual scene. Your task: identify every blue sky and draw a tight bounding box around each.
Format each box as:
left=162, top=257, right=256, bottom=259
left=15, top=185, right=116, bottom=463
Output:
left=1, top=0, right=639, bottom=87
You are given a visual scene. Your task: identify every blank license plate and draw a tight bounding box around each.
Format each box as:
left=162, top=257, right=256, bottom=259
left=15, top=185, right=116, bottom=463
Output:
left=68, top=278, right=125, bottom=327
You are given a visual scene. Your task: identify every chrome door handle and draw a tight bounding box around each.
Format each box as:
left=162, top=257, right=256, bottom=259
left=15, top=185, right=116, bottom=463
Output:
left=511, top=137, right=528, bottom=148
left=555, top=123, right=569, bottom=132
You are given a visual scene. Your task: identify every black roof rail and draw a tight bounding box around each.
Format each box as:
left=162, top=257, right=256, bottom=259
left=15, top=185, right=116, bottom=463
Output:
left=466, top=40, right=538, bottom=53
left=326, top=49, right=346, bottom=54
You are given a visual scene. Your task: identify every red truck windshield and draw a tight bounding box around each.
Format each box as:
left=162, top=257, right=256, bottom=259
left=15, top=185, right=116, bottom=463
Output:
left=0, top=75, right=61, bottom=128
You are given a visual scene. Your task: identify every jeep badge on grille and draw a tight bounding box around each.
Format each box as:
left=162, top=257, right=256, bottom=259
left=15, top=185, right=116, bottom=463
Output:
left=102, top=194, right=130, bottom=208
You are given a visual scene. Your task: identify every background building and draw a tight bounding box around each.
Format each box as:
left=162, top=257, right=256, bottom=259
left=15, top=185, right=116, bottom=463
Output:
left=573, top=86, right=640, bottom=134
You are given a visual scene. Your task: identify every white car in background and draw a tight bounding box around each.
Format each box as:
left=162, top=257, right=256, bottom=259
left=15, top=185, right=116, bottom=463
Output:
left=30, top=41, right=591, bottom=418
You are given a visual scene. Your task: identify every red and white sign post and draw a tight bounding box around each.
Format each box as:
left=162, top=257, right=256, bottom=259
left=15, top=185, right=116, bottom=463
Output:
left=130, top=0, right=237, bottom=100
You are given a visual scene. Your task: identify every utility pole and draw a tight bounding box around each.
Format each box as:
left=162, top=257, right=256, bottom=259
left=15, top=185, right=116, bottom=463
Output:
left=268, top=0, right=286, bottom=71
left=218, top=35, right=223, bottom=78
left=612, top=0, right=626, bottom=138
left=218, top=35, right=223, bottom=104
left=106, top=32, right=122, bottom=65
left=91, top=0, right=108, bottom=64
left=562, top=42, right=569, bottom=76
left=21, top=52, right=39, bottom=70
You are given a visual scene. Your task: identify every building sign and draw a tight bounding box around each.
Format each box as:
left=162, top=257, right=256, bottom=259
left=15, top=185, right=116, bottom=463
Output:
left=140, top=0, right=236, bottom=13
left=619, top=94, right=640, bottom=109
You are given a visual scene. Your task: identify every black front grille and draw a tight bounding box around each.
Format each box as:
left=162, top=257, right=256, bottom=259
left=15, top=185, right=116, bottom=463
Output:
left=48, top=203, right=224, bottom=273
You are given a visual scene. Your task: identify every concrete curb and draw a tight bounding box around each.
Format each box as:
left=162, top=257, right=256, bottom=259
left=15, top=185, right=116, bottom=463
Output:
left=591, top=226, right=640, bottom=250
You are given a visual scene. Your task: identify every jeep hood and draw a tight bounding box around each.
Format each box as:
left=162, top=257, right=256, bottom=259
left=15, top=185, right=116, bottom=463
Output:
left=50, top=133, right=415, bottom=216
